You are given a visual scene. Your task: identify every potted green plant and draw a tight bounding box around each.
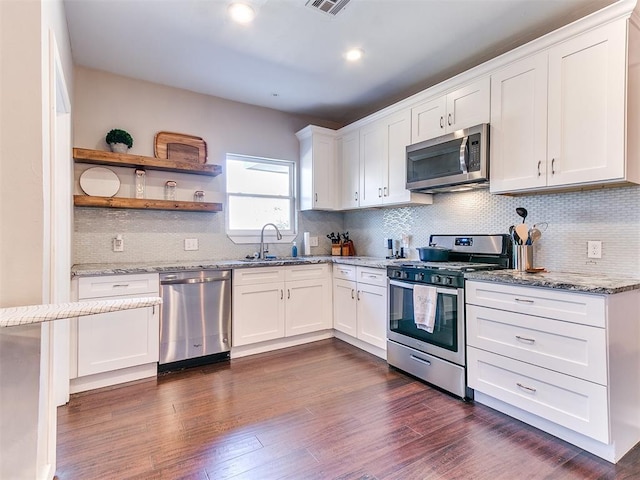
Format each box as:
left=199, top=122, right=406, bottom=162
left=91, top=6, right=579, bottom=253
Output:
left=105, top=129, right=133, bottom=153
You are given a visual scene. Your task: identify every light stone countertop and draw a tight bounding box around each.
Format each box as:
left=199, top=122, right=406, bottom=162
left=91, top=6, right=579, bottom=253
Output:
left=70, top=256, right=403, bottom=277
left=0, top=296, right=162, bottom=328
left=465, top=270, right=640, bottom=295
left=70, top=257, right=640, bottom=295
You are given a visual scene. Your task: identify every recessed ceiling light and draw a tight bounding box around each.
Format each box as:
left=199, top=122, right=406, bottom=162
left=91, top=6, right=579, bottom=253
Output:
left=228, top=2, right=255, bottom=24
left=344, top=48, right=364, bottom=62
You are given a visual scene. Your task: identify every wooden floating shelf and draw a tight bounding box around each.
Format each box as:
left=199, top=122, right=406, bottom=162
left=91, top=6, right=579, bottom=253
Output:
left=74, top=195, right=223, bottom=213
left=73, top=148, right=222, bottom=177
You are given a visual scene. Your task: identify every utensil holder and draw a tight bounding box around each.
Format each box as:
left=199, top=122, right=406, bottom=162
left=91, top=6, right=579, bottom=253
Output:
left=514, top=245, right=534, bottom=271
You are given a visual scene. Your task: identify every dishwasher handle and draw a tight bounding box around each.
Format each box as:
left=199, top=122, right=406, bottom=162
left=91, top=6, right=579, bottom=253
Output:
left=161, top=275, right=230, bottom=285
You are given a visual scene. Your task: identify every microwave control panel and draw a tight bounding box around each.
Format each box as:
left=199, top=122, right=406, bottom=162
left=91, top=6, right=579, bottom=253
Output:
left=468, top=137, right=481, bottom=172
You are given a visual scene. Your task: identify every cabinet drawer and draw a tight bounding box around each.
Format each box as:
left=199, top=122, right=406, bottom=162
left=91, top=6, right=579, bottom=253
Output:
left=466, top=281, right=605, bottom=327
left=356, top=266, right=387, bottom=287
left=468, top=347, right=609, bottom=443
left=233, top=266, right=285, bottom=286
left=78, top=273, right=159, bottom=299
left=467, top=305, right=607, bottom=384
left=284, top=263, right=330, bottom=282
left=333, top=264, right=357, bottom=281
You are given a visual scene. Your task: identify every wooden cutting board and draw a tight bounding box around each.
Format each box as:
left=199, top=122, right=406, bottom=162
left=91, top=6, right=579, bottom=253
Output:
left=154, top=132, right=207, bottom=164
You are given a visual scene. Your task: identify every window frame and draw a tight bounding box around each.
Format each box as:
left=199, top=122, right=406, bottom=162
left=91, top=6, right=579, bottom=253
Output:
left=225, top=153, right=297, bottom=244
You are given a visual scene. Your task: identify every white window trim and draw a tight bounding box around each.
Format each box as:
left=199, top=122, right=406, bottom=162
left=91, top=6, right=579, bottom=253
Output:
left=226, top=153, right=297, bottom=245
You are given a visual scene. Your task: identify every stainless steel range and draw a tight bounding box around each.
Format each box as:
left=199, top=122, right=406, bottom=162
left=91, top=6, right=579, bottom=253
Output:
left=387, top=234, right=511, bottom=399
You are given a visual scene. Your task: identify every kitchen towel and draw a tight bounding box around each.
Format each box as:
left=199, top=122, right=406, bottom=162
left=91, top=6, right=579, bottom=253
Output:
left=413, top=284, right=437, bottom=333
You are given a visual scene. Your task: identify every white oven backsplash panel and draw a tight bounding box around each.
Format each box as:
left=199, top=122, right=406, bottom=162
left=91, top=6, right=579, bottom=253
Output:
left=74, top=185, right=640, bottom=277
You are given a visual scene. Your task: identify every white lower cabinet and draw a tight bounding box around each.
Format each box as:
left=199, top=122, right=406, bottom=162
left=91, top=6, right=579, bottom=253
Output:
left=71, top=273, right=160, bottom=392
left=466, top=280, right=640, bottom=463
left=232, top=264, right=331, bottom=347
left=333, top=265, right=387, bottom=354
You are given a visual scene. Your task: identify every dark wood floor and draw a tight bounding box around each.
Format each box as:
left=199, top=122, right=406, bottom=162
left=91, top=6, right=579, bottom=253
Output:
left=55, top=338, right=640, bottom=480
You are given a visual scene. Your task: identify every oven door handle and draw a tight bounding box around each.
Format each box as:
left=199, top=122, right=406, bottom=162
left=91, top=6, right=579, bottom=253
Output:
left=389, top=279, right=458, bottom=296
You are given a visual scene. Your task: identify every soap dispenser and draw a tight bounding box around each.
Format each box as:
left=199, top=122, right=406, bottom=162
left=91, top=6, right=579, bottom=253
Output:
left=291, top=241, right=298, bottom=258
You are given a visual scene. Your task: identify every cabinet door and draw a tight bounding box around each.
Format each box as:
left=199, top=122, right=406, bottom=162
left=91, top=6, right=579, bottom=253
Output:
left=285, top=277, right=331, bottom=336
left=338, top=130, right=360, bottom=209
left=490, top=53, right=548, bottom=193
left=382, top=110, right=412, bottom=205
left=233, top=283, right=285, bottom=346
left=357, top=283, right=387, bottom=350
left=411, top=95, right=446, bottom=143
left=77, top=305, right=158, bottom=377
left=333, top=278, right=357, bottom=336
left=446, top=76, right=490, bottom=132
left=359, top=121, right=385, bottom=207
left=547, top=19, right=626, bottom=186
left=298, top=128, right=336, bottom=211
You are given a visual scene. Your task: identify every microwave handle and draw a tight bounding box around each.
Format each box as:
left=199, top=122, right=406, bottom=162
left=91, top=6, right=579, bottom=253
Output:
left=459, top=136, right=469, bottom=174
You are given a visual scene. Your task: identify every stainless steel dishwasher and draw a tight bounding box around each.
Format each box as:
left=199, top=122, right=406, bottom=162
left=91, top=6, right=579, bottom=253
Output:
left=159, top=269, right=231, bottom=370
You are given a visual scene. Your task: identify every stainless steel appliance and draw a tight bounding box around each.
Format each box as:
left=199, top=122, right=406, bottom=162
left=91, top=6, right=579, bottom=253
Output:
left=406, top=123, right=489, bottom=193
left=387, top=234, right=510, bottom=399
left=159, top=270, right=231, bottom=370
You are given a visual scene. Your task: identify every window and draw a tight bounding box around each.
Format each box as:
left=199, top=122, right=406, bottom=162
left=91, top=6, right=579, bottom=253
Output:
left=226, top=154, right=296, bottom=242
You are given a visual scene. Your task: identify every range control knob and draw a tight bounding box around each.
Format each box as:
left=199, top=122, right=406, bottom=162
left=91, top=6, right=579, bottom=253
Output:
left=402, top=271, right=410, bottom=280
left=418, top=272, right=426, bottom=281
left=432, top=275, right=441, bottom=284
left=445, top=277, right=453, bottom=285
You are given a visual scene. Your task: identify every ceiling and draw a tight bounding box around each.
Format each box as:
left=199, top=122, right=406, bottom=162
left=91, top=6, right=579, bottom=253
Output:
left=64, top=0, right=615, bottom=127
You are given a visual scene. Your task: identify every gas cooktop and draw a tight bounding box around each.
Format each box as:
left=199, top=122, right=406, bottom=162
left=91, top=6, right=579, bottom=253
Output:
left=397, top=261, right=504, bottom=273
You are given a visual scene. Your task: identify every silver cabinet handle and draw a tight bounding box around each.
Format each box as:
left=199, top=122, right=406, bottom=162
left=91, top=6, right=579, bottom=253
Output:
left=378, top=188, right=382, bottom=198
left=410, top=355, right=431, bottom=366
left=517, top=382, right=537, bottom=393
left=315, top=193, right=318, bottom=202
left=287, top=289, right=290, bottom=299
left=514, top=298, right=534, bottom=304
left=355, top=191, right=358, bottom=201
left=448, top=113, right=452, bottom=126
left=351, top=289, right=355, bottom=299
left=113, top=284, right=130, bottom=288
left=515, top=335, right=536, bottom=344
left=357, top=290, right=361, bottom=301
left=440, top=116, right=444, bottom=128
left=280, top=289, right=283, bottom=300
left=383, top=186, right=388, bottom=197
left=551, top=158, right=556, bottom=175
left=537, top=160, right=541, bottom=177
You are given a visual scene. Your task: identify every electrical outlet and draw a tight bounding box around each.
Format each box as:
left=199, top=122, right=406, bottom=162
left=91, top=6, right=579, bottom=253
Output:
left=587, top=241, right=602, bottom=259
left=113, top=234, right=124, bottom=252
left=184, top=238, right=199, bottom=251
left=309, top=236, right=319, bottom=247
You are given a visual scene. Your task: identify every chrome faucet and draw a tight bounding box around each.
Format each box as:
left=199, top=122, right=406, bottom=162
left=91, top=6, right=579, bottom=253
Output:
left=259, top=223, right=282, bottom=259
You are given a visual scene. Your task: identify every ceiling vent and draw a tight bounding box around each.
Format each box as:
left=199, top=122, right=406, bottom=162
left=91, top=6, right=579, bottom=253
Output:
left=305, top=0, right=352, bottom=17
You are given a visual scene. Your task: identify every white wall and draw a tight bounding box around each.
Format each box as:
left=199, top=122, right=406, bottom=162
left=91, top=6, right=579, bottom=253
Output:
left=72, top=68, right=344, bottom=264
left=0, top=0, right=74, bottom=478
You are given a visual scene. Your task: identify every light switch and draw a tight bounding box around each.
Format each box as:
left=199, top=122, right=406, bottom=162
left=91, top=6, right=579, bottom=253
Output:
left=184, top=238, right=199, bottom=251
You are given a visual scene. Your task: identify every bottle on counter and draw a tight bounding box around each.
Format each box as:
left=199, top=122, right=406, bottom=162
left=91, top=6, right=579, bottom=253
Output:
left=291, top=241, right=298, bottom=258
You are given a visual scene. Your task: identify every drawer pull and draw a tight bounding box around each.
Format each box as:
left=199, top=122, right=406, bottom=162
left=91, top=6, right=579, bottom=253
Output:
left=351, top=289, right=355, bottom=299
left=517, top=382, right=537, bottom=393
left=515, top=335, right=536, bottom=344
left=514, top=298, right=534, bottom=304
left=410, top=355, right=431, bottom=366
left=112, top=284, right=130, bottom=288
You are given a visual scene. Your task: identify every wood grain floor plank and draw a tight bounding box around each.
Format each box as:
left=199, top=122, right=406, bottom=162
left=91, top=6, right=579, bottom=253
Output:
left=55, top=338, right=640, bottom=480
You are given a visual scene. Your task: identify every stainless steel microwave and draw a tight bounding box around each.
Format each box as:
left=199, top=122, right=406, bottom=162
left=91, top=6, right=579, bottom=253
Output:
left=406, top=123, right=489, bottom=193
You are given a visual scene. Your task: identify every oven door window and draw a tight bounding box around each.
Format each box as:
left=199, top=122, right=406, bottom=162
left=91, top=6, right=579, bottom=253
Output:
left=389, top=283, right=458, bottom=351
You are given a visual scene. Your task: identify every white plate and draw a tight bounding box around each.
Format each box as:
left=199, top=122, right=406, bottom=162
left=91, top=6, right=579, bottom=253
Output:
left=79, top=167, right=120, bottom=197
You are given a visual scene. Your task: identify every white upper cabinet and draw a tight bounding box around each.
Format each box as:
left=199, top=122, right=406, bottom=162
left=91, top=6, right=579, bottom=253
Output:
left=491, top=17, right=639, bottom=194
left=359, top=110, right=433, bottom=207
left=490, top=53, right=549, bottom=192
left=337, top=130, right=360, bottom=209
left=411, top=77, right=490, bottom=144
left=296, top=125, right=336, bottom=210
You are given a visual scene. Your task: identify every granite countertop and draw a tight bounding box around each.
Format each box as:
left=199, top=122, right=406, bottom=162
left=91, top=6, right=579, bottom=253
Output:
left=0, top=296, right=162, bottom=328
left=465, top=270, right=640, bottom=295
left=71, top=256, right=402, bottom=277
